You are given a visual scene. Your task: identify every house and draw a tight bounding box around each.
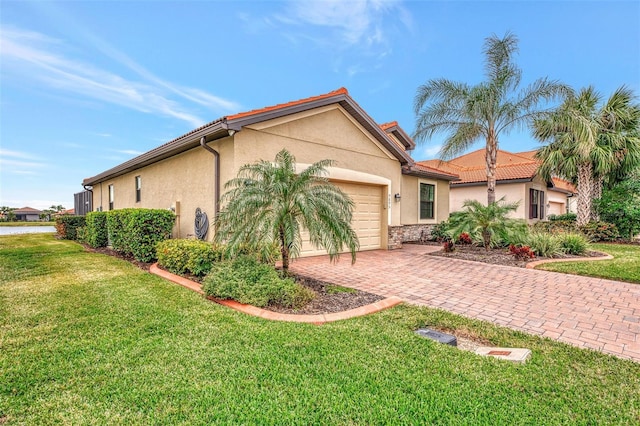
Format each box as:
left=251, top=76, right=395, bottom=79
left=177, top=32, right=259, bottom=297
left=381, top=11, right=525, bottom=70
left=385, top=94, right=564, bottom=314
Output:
left=82, top=88, right=458, bottom=255
left=14, top=207, right=43, bottom=222
left=419, top=149, right=576, bottom=222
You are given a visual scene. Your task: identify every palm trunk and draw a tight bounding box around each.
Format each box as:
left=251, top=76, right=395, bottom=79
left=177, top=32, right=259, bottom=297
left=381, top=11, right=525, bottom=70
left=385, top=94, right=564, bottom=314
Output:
left=486, top=133, right=498, bottom=205
left=279, top=226, right=290, bottom=270
left=590, top=176, right=603, bottom=222
left=576, top=162, right=593, bottom=226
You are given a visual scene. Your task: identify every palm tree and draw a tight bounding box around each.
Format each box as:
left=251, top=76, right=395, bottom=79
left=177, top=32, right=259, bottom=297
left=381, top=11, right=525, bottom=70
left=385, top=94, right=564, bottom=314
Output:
left=448, top=198, right=521, bottom=250
left=534, top=86, right=640, bottom=226
left=413, top=32, right=570, bottom=204
left=214, top=149, right=359, bottom=270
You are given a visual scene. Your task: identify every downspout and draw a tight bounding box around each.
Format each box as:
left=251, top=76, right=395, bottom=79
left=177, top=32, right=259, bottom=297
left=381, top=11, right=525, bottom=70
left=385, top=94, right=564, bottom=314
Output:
left=200, top=136, right=220, bottom=216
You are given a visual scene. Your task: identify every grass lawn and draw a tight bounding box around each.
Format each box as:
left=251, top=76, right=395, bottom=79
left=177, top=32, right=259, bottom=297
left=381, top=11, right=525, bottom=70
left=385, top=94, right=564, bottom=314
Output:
left=0, top=222, right=54, bottom=227
left=2, top=234, right=639, bottom=424
left=536, top=243, right=640, bottom=284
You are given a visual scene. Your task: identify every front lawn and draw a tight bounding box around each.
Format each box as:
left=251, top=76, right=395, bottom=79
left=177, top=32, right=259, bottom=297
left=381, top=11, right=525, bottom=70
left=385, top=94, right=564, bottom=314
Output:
left=0, top=222, right=54, bottom=227
left=1, top=234, right=639, bottom=424
left=535, top=243, right=640, bottom=283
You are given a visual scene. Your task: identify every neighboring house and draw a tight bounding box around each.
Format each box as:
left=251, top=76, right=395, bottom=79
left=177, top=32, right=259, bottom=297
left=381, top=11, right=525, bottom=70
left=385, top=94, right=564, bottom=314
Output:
left=419, top=149, right=576, bottom=222
left=14, top=207, right=43, bottom=222
left=83, top=88, right=458, bottom=255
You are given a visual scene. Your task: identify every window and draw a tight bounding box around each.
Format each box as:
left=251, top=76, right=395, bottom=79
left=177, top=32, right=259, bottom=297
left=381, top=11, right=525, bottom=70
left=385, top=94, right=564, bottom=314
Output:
left=420, top=183, right=435, bottom=220
left=135, top=176, right=141, bottom=203
left=108, top=184, right=114, bottom=211
left=529, top=189, right=545, bottom=219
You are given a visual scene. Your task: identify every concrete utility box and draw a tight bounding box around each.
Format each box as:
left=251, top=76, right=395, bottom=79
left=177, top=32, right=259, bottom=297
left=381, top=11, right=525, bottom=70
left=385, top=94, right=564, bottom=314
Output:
left=415, top=328, right=457, bottom=346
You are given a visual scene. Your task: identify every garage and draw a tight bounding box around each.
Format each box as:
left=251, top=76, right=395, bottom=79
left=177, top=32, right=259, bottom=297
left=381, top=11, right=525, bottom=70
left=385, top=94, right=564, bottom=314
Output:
left=299, top=181, right=384, bottom=257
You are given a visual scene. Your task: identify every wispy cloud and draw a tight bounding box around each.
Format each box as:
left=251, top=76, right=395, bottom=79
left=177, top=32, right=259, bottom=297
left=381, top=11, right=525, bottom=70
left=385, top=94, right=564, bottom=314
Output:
left=114, top=149, right=144, bottom=156
left=0, top=27, right=241, bottom=128
left=0, top=149, right=41, bottom=161
left=0, top=149, right=46, bottom=175
left=414, top=144, right=443, bottom=160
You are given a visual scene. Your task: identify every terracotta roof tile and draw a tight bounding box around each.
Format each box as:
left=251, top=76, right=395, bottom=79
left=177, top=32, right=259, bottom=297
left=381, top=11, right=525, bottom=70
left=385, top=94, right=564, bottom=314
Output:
left=226, top=87, right=349, bottom=121
left=379, top=121, right=398, bottom=131
left=14, top=207, right=43, bottom=214
left=551, top=177, right=577, bottom=193
left=410, top=163, right=459, bottom=179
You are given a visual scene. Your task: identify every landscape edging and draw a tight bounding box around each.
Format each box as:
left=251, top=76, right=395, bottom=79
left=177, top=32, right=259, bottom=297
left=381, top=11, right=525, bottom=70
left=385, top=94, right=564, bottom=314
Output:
left=149, top=263, right=402, bottom=324
left=525, top=252, right=613, bottom=269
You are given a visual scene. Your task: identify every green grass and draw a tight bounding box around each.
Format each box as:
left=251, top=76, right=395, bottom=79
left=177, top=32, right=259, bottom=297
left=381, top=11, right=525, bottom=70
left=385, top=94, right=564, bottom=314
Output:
left=0, top=222, right=54, bottom=227
left=2, top=234, right=640, bottom=424
left=536, top=243, right=640, bottom=284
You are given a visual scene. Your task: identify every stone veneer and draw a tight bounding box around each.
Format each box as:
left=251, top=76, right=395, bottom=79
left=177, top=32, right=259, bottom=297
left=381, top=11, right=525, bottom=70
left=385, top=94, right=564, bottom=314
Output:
left=388, top=224, right=436, bottom=249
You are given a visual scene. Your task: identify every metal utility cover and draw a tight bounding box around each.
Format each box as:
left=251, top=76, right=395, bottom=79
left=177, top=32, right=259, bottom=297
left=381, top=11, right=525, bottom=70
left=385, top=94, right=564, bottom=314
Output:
left=415, top=328, right=457, bottom=346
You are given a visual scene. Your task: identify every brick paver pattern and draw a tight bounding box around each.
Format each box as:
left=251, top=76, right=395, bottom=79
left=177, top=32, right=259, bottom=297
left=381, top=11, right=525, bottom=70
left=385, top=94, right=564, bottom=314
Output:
left=290, top=244, right=640, bottom=362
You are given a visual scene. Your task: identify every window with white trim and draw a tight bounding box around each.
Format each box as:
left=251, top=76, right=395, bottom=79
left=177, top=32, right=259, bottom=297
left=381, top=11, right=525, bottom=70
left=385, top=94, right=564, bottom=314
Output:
left=135, top=176, right=141, bottom=203
left=108, top=184, right=114, bottom=210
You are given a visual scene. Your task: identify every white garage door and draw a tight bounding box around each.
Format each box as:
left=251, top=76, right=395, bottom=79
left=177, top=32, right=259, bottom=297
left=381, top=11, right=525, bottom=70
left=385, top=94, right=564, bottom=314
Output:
left=299, top=182, right=383, bottom=257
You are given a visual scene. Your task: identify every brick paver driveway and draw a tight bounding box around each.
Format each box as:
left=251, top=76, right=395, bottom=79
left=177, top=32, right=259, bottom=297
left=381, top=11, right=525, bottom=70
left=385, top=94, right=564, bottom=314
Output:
left=290, top=244, right=640, bottom=362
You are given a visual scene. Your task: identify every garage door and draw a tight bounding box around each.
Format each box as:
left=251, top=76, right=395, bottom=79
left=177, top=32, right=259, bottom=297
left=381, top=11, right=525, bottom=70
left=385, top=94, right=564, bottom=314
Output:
left=299, top=182, right=383, bottom=257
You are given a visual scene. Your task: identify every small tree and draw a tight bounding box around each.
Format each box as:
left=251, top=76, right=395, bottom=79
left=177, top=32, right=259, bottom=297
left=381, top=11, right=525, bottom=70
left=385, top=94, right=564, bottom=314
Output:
left=215, top=149, right=359, bottom=270
left=449, top=198, right=520, bottom=250
left=595, top=169, right=640, bottom=240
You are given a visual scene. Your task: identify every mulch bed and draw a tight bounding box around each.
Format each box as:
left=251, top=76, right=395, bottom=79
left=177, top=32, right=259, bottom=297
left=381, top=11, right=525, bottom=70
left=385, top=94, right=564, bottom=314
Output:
left=81, top=244, right=383, bottom=315
left=426, top=243, right=604, bottom=268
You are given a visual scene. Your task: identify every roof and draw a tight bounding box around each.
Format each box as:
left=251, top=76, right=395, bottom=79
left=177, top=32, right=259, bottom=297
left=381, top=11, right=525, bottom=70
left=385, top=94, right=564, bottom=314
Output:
left=402, top=163, right=460, bottom=181
left=84, top=88, right=433, bottom=185
left=418, top=148, right=576, bottom=192
left=550, top=177, right=577, bottom=194
left=378, top=121, right=416, bottom=150
left=14, top=207, right=43, bottom=214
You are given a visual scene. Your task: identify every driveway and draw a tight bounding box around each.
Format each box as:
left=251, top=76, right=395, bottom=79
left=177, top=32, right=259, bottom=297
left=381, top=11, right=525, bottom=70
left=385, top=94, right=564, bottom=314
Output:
left=290, top=244, right=640, bottom=362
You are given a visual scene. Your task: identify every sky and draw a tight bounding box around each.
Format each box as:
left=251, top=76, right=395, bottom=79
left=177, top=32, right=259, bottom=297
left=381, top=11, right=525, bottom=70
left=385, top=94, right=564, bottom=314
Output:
left=1, top=0, right=639, bottom=210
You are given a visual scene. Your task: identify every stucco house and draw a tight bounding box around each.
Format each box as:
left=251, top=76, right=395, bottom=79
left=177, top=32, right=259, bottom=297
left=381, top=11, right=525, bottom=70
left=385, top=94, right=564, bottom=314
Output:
left=13, top=207, right=43, bottom=222
left=82, top=88, right=458, bottom=255
left=419, top=149, right=576, bottom=222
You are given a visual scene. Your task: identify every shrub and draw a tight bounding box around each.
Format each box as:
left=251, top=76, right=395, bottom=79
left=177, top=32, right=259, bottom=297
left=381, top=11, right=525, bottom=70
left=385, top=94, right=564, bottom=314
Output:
left=106, top=209, right=175, bottom=262
left=556, top=232, right=590, bottom=255
left=156, top=239, right=224, bottom=277
left=55, top=215, right=86, bottom=240
left=509, top=244, right=535, bottom=260
left=429, top=221, right=451, bottom=242
left=532, top=220, right=578, bottom=234
left=579, top=221, right=620, bottom=242
left=443, top=241, right=455, bottom=253
left=84, top=211, right=108, bottom=248
left=203, top=256, right=314, bottom=309
left=230, top=242, right=281, bottom=265
left=549, top=212, right=577, bottom=222
left=524, top=232, right=563, bottom=258
left=457, top=232, right=472, bottom=245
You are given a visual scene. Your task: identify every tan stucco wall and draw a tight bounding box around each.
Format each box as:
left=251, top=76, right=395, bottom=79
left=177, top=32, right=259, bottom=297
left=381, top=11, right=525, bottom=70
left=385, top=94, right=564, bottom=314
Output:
left=92, top=137, right=234, bottom=239
left=547, top=189, right=569, bottom=216
left=400, top=175, right=450, bottom=224
left=232, top=105, right=406, bottom=230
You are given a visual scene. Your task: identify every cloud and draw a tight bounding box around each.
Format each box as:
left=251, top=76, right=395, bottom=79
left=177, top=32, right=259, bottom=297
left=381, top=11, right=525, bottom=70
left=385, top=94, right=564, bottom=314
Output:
left=114, top=149, right=144, bottom=156
left=0, top=27, right=241, bottom=128
left=0, top=149, right=47, bottom=176
left=413, top=143, right=443, bottom=160
left=0, top=149, right=41, bottom=161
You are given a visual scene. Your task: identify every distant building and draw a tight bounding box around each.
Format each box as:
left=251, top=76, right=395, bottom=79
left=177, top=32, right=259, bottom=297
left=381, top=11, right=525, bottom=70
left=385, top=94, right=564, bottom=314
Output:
left=14, top=207, right=43, bottom=222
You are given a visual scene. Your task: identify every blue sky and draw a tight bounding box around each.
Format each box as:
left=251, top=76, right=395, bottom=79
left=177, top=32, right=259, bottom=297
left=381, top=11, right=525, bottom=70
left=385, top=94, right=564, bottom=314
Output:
left=1, top=0, right=638, bottom=210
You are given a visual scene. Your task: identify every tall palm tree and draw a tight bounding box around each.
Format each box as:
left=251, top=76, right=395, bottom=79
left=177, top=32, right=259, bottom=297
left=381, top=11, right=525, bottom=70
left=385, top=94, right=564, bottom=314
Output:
left=214, top=149, right=359, bottom=270
left=534, top=86, right=640, bottom=226
left=413, top=32, right=570, bottom=204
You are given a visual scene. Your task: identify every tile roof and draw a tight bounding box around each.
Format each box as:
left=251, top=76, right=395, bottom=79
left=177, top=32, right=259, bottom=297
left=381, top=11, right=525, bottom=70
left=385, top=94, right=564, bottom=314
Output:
left=379, top=121, right=398, bottom=131
left=418, top=148, right=575, bottom=192
left=227, top=88, right=349, bottom=121
left=14, top=207, right=43, bottom=214
left=406, top=163, right=460, bottom=180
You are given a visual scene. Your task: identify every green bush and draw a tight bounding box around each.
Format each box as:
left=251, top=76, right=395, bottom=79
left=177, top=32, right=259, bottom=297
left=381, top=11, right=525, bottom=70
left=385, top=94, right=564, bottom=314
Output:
left=84, top=211, right=108, bottom=248
left=579, top=221, right=620, bottom=242
left=556, top=232, right=590, bottom=255
left=106, top=209, right=175, bottom=262
left=531, top=220, right=578, bottom=234
left=55, top=215, right=86, bottom=240
left=548, top=212, right=577, bottom=222
left=203, top=256, right=314, bottom=309
left=524, top=232, right=563, bottom=258
left=429, top=221, right=451, bottom=242
left=156, top=239, right=224, bottom=277
left=226, top=241, right=281, bottom=265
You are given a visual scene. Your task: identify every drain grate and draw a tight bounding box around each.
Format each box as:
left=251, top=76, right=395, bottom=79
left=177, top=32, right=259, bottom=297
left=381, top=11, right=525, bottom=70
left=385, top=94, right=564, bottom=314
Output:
left=415, top=328, right=457, bottom=346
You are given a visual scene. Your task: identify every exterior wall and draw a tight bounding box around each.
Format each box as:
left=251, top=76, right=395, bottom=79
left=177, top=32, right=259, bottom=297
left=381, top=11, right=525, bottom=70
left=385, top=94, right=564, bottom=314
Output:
left=16, top=214, right=40, bottom=222
left=233, top=105, right=406, bottom=239
left=92, top=137, right=234, bottom=240
left=400, top=175, right=450, bottom=225
left=524, top=176, right=552, bottom=224
left=388, top=224, right=436, bottom=250
left=450, top=182, right=526, bottom=218
left=547, top=189, right=569, bottom=216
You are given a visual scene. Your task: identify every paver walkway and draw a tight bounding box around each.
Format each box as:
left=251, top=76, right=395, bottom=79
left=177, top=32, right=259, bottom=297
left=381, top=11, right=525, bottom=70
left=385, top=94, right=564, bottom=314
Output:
left=290, top=244, right=640, bottom=362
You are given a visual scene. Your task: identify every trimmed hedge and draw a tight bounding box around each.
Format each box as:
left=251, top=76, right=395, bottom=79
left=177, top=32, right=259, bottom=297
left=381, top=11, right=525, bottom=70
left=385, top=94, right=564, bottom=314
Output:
left=579, top=221, right=620, bottom=242
left=203, top=255, right=314, bottom=309
left=85, top=211, right=108, bottom=248
left=157, top=239, right=224, bottom=277
left=106, top=209, right=175, bottom=262
left=55, top=216, right=86, bottom=240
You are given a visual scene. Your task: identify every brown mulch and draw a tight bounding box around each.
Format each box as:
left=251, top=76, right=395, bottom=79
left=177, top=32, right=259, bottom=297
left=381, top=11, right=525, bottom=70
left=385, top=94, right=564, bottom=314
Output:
left=82, top=244, right=383, bottom=315
left=266, top=275, right=384, bottom=315
left=426, top=243, right=605, bottom=268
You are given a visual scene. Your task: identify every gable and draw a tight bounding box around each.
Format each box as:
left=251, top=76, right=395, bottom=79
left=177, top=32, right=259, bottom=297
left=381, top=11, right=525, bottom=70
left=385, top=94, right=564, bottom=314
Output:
left=245, top=105, right=398, bottom=161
